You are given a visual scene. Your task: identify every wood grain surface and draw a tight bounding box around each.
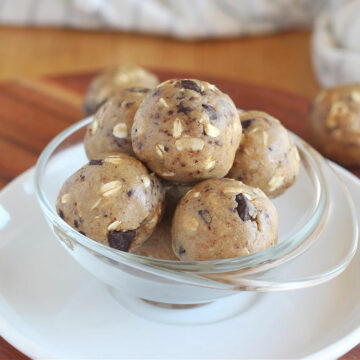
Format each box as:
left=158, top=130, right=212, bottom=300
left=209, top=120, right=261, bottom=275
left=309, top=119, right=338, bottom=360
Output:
left=0, top=69, right=359, bottom=359
left=0, top=27, right=320, bottom=97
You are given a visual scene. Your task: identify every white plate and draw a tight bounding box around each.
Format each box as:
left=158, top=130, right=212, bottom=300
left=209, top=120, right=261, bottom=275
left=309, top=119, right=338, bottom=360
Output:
left=0, top=164, right=359, bottom=359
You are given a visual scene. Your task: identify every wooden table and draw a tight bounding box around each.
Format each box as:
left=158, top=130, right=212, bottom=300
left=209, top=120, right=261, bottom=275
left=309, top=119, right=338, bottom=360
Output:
left=0, top=26, right=358, bottom=359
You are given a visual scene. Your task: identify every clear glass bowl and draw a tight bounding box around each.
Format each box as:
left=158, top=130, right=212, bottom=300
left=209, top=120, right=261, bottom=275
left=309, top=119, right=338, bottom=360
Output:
left=34, top=116, right=358, bottom=306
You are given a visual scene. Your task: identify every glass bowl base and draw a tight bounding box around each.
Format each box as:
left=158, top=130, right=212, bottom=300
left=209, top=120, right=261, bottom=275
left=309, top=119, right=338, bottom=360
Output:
left=108, top=286, right=264, bottom=325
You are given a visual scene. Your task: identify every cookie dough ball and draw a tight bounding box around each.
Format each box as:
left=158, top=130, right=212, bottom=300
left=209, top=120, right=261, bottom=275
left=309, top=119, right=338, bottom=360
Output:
left=132, top=79, right=242, bottom=184
left=83, top=64, right=159, bottom=116
left=172, top=178, right=278, bottom=261
left=56, top=153, right=165, bottom=252
left=133, top=216, right=178, bottom=260
left=309, top=85, right=360, bottom=167
left=84, top=87, right=151, bottom=159
left=228, top=111, right=300, bottom=198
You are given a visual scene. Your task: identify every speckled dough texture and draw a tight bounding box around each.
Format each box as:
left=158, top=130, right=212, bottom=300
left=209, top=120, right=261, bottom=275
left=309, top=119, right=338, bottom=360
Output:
left=84, top=88, right=151, bottom=159
left=83, top=64, right=159, bottom=116
left=172, top=178, right=278, bottom=261
left=309, top=84, right=360, bottom=167
left=56, top=153, right=165, bottom=252
left=132, top=79, right=242, bottom=184
left=228, top=111, right=300, bottom=198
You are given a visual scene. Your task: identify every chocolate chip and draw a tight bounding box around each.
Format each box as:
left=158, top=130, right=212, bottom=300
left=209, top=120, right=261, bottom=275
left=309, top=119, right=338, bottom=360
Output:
left=114, top=138, right=129, bottom=147
left=79, top=231, right=86, bottom=236
left=74, top=219, right=79, bottom=228
left=179, top=245, right=186, bottom=255
left=59, top=210, right=64, bottom=219
left=164, top=146, right=169, bottom=152
left=125, top=102, right=135, bottom=108
left=201, top=104, right=217, bottom=120
left=198, top=209, right=211, bottom=225
left=235, top=193, right=256, bottom=221
left=89, top=160, right=104, bottom=166
left=268, top=147, right=273, bottom=151
left=126, top=190, right=133, bottom=197
left=168, top=110, right=174, bottom=115
left=180, top=80, right=201, bottom=93
left=126, top=87, right=150, bottom=93
left=241, top=119, right=254, bottom=130
left=177, top=101, right=193, bottom=115
left=108, top=229, right=136, bottom=252
left=80, top=174, right=85, bottom=181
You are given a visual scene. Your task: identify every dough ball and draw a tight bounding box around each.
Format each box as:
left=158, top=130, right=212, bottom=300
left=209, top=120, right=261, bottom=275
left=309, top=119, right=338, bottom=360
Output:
left=132, top=79, right=242, bottom=184
left=83, top=64, right=159, bottom=116
left=309, top=85, right=360, bottom=167
left=172, top=178, right=278, bottom=261
left=84, top=88, right=151, bottom=159
left=56, top=153, right=165, bottom=252
left=133, top=215, right=178, bottom=260
left=228, top=111, right=300, bottom=198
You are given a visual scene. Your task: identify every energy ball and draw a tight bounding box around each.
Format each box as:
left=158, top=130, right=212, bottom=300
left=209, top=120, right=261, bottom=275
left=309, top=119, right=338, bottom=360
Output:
left=309, top=84, right=360, bottom=167
left=83, top=64, right=159, bottom=116
left=132, top=79, right=242, bottom=184
left=84, top=87, right=151, bottom=159
left=56, top=153, right=165, bottom=252
left=172, top=178, right=278, bottom=261
left=228, top=111, right=300, bottom=198
left=133, top=215, right=178, bottom=260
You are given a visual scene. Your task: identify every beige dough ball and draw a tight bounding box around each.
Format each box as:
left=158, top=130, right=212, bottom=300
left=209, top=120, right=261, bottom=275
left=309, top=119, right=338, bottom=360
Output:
left=228, top=111, right=300, bottom=198
left=309, top=84, right=360, bottom=167
left=83, top=64, right=159, bottom=116
left=84, top=87, right=151, bottom=159
left=56, top=153, right=165, bottom=252
left=132, top=79, right=242, bottom=184
left=172, top=178, right=278, bottom=261
left=133, top=214, right=178, bottom=260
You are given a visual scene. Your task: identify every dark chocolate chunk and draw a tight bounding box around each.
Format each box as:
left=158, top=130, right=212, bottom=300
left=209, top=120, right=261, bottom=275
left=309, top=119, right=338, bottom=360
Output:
left=108, top=229, right=136, bottom=252
left=180, top=80, right=201, bottom=93
left=198, top=209, right=211, bottom=225
left=125, top=102, right=135, bottom=108
left=126, top=87, right=150, bottom=93
left=168, top=110, right=174, bottom=115
left=79, top=231, right=86, bottom=236
left=59, top=210, right=64, bottom=219
left=177, top=101, right=193, bottom=115
left=201, top=104, right=217, bottom=120
left=114, top=137, right=129, bottom=147
left=89, top=159, right=104, bottom=166
left=235, top=193, right=256, bottom=221
left=126, top=190, right=133, bottom=197
left=74, top=219, right=79, bottom=228
left=80, top=174, right=85, bottom=181
left=241, top=119, right=254, bottom=130
left=179, top=245, right=186, bottom=255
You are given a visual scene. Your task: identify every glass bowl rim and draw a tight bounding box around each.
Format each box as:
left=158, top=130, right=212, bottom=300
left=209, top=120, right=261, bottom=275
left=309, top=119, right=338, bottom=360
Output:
left=34, top=115, right=329, bottom=274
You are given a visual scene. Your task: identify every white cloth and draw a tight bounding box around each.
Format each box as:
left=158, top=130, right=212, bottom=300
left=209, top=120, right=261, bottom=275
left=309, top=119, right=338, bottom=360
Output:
left=0, top=0, right=327, bottom=39
left=312, top=0, right=360, bottom=87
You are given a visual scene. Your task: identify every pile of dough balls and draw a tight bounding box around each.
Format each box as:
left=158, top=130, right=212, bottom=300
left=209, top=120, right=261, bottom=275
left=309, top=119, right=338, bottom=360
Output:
left=56, top=65, right=300, bottom=261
